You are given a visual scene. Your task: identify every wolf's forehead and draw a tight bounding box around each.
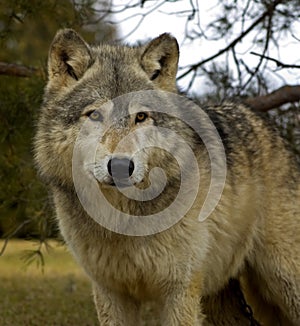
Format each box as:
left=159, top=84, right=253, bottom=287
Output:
left=85, top=46, right=153, bottom=99
left=111, top=92, right=155, bottom=115
left=93, top=44, right=139, bottom=65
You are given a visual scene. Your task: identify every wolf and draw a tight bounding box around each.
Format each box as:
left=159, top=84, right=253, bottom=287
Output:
left=34, top=29, right=300, bottom=325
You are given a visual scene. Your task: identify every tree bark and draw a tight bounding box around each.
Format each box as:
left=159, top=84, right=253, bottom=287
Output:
left=0, top=62, right=41, bottom=77
left=244, top=85, right=300, bottom=111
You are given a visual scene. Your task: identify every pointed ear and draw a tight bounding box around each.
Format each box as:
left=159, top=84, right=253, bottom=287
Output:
left=141, top=33, right=179, bottom=92
left=48, top=29, right=92, bottom=89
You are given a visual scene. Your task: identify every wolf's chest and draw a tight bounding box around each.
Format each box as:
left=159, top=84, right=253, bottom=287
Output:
left=92, top=242, right=172, bottom=300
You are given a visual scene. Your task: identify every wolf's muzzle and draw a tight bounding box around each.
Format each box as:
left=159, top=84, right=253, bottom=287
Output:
left=107, top=157, right=134, bottom=187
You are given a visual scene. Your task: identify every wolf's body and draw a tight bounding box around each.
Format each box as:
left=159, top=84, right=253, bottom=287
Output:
left=34, top=29, right=300, bottom=325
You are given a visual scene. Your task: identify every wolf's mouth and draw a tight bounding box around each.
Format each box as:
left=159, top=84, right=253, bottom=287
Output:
left=108, top=180, right=133, bottom=188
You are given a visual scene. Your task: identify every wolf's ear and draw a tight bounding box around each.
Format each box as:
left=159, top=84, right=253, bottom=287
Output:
left=141, top=33, right=179, bottom=92
left=48, top=29, right=92, bottom=89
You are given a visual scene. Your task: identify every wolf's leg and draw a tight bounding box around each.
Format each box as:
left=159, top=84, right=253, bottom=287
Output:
left=202, top=279, right=260, bottom=326
left=160, top=280, right=205, bottom=326
left=241, top=273, right=292, bottom=326
left=245, top=252, right=300, bottom=326
left=93, top=284, right=139, bottom=326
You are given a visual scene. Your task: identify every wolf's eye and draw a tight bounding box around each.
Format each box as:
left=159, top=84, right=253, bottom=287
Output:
left=135, top=112, right=148, bottom=124
left=86, top=110, right=103, bottom=122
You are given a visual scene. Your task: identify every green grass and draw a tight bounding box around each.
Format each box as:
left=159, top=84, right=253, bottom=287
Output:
left=0, top=239, right=98, bottom=326
left=0, top=239, right=160, bottom=326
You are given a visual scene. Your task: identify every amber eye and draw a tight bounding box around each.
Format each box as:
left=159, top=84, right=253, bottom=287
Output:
left=135, top=112, right=148, bottom=124
left=86, top=110, right=103, bottom=122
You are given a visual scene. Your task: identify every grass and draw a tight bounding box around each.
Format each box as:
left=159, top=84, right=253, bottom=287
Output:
left=0, top=239, right=98, bottom=326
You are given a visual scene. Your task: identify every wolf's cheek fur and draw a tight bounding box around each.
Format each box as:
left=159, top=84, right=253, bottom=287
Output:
left=35, top=123, right=77, bottom=188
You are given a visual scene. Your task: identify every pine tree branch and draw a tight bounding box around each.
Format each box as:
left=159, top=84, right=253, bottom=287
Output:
left=0, top=220, right=31, bottom=256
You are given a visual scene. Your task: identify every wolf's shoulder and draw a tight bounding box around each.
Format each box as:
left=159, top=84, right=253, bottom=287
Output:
left=199, top=102, right=289, bottom=166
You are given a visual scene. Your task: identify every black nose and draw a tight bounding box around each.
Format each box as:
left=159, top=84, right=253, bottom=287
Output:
left=107, top=157, right=134, bottom=180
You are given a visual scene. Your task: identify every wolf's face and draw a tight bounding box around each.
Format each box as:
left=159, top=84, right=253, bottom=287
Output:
left=86, top=101, right=155, bottom=189
left=34, top=29, right=180, bottom=191
left=35, top=29, right=226, bottom=234
left=74, top=91, right=199, bottom=202
left=68, top=88, right=208, bottom=233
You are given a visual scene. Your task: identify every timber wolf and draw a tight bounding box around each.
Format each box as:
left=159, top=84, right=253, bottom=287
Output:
left=34, top=29, right=300, bottom=325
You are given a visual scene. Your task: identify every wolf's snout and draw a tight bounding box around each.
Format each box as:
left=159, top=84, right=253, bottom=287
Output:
left=107, top=157, right=134, bottom=180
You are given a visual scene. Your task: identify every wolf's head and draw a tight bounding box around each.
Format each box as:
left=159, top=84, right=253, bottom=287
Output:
left=34, top=30, right=223, bottom=234
left=34, top=29, right=183, bottom=190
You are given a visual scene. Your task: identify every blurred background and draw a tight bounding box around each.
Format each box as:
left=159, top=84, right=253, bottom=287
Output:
left=0, top=0, right=299, bottom=271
